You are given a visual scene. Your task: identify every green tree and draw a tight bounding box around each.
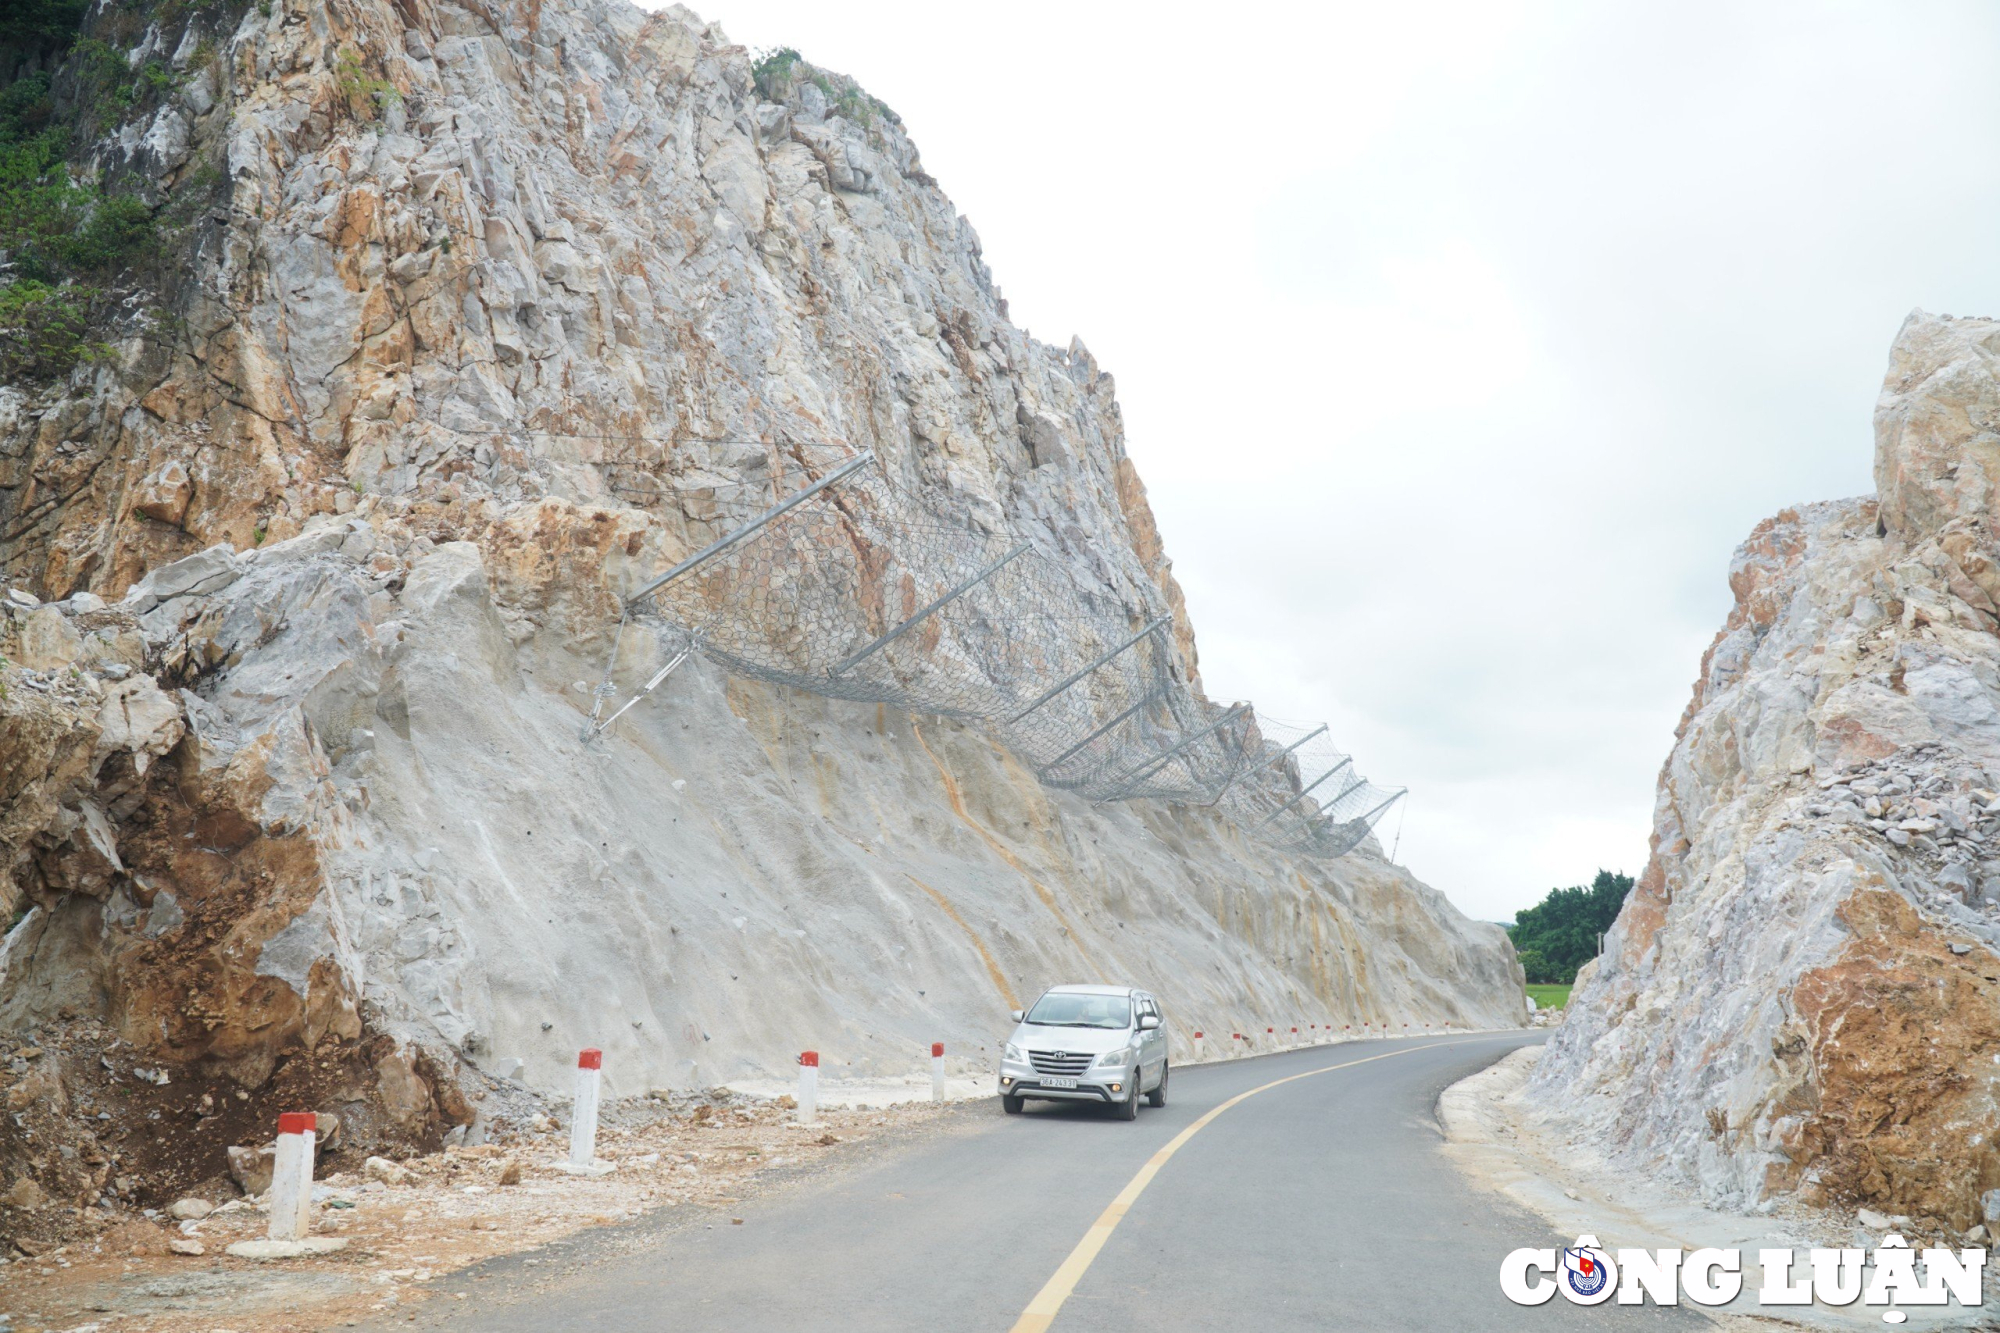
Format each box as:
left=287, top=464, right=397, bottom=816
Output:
left=1508, top=870, right=1633, bottom=985
left=0, top=0, right=90, bottom=59
left=0, top=2, right=163, bottom=382
left=0, top=279, right=103, bottom=380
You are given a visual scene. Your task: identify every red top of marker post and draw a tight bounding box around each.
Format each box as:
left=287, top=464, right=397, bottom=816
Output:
left=931, top=1042, right=944, bottom=1058
left=578, top=1048, right=602, bottom=1070
left=800, top=1050, right=819, bottom=1067
left=278, top=1111, right=316, bottom=1135
left=1193, top=1031, right=1203, bottom=1039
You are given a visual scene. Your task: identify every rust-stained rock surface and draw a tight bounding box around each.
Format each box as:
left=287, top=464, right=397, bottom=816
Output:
left=1532, top=310, right=2000, bottom=1236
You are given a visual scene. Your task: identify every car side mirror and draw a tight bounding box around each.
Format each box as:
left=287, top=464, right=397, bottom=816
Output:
left=1010, top=1010, right=1024, bottom=1023
left=1138, top=1014, right=1161, bottom=1031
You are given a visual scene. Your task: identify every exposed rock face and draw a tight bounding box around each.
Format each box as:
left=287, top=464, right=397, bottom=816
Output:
left=0, top=0, right=1519, bottom=1222
left=6, top=512, right=1519, bottom=1094
left=0, top=0, right=1194, bottom=669
left=1532, top=311, right=2000, bottom=1234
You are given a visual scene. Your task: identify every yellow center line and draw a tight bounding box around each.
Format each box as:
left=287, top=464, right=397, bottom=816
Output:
left=1007, top=1037, right=1494, bottom=1333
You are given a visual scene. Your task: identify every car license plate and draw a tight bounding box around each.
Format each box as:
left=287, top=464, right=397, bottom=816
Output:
left=1041, top=1076, right=1078, bottom=1089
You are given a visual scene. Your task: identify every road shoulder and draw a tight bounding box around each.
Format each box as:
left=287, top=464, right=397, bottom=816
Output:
left=1, top=1092, right=970, bottom=1333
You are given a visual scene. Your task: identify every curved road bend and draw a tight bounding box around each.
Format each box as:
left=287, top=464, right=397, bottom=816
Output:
left=381, top=1033, right=1701, bottom=1332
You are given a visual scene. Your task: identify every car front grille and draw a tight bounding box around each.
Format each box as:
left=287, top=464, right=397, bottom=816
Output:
left=1028, top=1050, right=1094, bottom=1077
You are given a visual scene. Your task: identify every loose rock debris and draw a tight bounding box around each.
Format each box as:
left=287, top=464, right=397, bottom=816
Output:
left=0, top=1091, right=950, bottom=1332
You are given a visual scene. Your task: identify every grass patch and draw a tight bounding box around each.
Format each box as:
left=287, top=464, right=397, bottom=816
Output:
left=333, top=47, right=400, bottom=119
left=1526, top=983, right=1572, bottom=1011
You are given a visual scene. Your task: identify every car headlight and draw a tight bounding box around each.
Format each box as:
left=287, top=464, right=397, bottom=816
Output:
left=1092, top=1048, right=1134, bottom=1070
left=1004, top=1043, right=1025, bottom=1063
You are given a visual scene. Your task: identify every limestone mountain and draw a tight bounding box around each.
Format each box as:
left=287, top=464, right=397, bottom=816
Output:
left=0, top=0, right=1519, bottom=1232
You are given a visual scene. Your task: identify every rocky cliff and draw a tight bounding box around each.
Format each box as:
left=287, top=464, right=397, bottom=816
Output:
left=0, top=0, right=1519, bottom=1231
left=1532, top=311, right=2000, bottom=1236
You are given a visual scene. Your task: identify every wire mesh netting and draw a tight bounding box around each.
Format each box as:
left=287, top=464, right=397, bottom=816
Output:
left=598, top=448, right=1403, bottom=857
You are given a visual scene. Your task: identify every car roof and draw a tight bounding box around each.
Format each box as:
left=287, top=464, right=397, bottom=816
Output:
left=1042, top=984, right=1141, bottom=997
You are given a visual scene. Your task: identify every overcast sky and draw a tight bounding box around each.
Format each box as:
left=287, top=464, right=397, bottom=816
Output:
left=646, top=0, right=2000, bottom=923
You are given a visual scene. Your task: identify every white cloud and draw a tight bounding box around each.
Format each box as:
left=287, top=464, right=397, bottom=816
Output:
left=648, top=0, right=2000, bottom=920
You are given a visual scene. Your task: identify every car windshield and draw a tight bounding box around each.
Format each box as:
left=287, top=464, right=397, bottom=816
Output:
left=1024, top=993, right=1132, bottom=1029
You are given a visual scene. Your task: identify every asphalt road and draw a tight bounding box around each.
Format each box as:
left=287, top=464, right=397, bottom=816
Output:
left=390, top=1033, right=1701, bottom=1332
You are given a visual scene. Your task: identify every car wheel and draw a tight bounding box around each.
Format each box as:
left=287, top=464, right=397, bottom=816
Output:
left=1002, top=1093, right=1024, bottom=1115
left=1117, top=1077, right=1140, bottom=1120
left=1147, top=1062, right=1168, bottom=1108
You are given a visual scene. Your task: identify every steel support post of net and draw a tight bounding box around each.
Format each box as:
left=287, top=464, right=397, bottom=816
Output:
left=1006, top=615, right=1172, bottom=723
left=1298, top=787, right=1406, bottom=854
left=1335, top=788, right=1406, bottom=836
left=625, top=450, right=876, bottom=608
left=1094, top=702, right=1252, bottom=803
left=1207, top=723, right=1326, bottom=806
left=829, top=543, right=1031, bottom=677
left=1305, top=773, right=1370, bottom=826
left=1253, top=755, right=1355, bottom=831
left=1038, top=688, right=1166, bottom=776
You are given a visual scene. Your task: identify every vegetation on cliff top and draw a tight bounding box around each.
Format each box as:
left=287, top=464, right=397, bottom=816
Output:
left=751, top=46, right=899, bottom=129
left=0, top=1, right=92, bottom=61
left=0, top=0, right=244, bottom=380
left=1509, top=869, right=1632, bottom=984
left=0, top=124, right=146, bottom=379
left=0, top=1, right=256, bottom=384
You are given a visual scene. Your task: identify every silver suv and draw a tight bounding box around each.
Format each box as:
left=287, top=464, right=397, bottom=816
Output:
left=997, top=984, right=1169, bottom=1119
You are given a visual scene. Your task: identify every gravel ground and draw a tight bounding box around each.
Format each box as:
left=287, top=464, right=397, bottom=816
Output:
left=0, top=1089, right=960, bottom=1333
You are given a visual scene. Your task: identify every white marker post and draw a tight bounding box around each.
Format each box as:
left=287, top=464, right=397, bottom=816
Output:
left=797, top=1051, right=820, bottom=1124
left=1291, top=1026, right=1300, bottom=1048
left=268, top=1112, right=316, bottom=1242
left=221, top=1110, right=348, bottom=1259
left=931, top=1042, right=946, bottom=1103
left=1192, top=1030, right=1204, bottom=1062
left=569, top=1048, right=602, bottom=1169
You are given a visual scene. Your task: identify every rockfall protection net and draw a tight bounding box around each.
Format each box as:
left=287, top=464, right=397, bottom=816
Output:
left=596, top=449, right=1403, bottom=858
